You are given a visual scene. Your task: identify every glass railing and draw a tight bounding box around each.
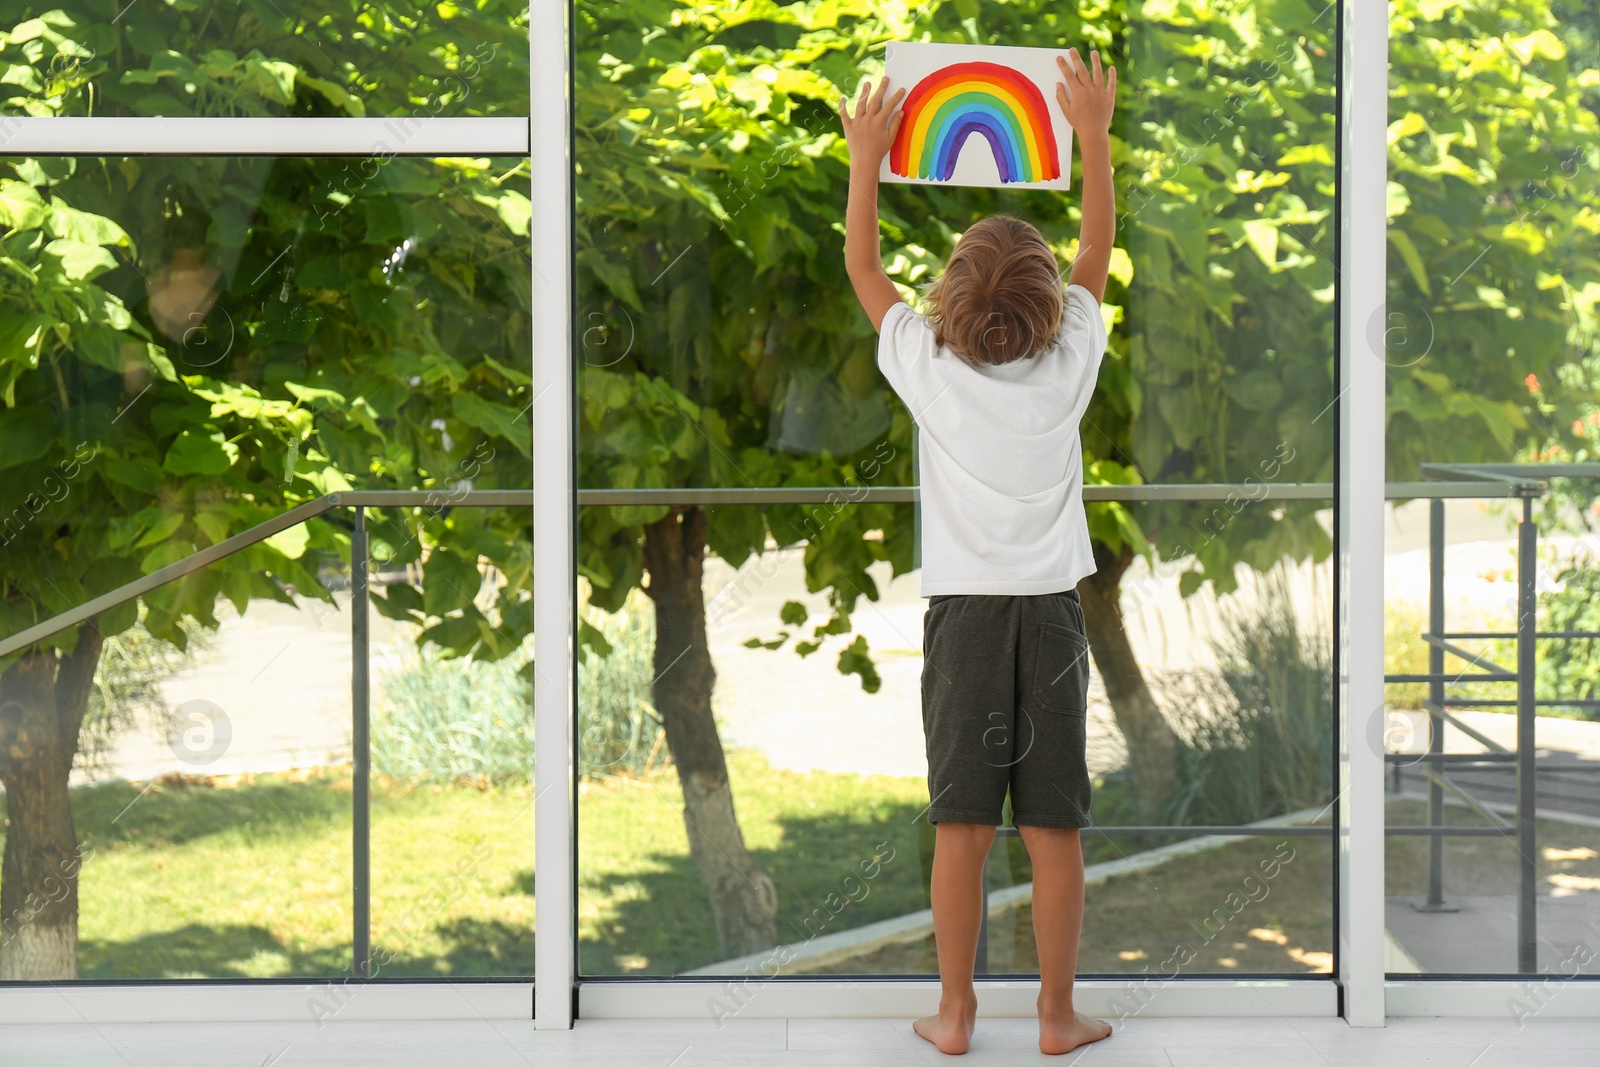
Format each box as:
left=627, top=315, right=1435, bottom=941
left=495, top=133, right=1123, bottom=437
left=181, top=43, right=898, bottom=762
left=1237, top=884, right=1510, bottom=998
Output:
left=6, top=468, right=1595, bottom=983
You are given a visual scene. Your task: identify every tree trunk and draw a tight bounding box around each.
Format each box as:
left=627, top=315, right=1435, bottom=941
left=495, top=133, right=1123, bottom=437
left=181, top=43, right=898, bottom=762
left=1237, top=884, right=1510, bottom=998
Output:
left=642, top=506, right=778, bottom=958
left=0, top=626, right=103, bottom=980
left=1079, top=544, right=1181, bottom=813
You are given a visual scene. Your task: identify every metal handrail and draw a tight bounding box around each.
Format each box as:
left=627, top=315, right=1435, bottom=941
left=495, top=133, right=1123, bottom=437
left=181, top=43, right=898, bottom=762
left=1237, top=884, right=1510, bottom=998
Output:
left=3, top=474, right=1566, bottom=659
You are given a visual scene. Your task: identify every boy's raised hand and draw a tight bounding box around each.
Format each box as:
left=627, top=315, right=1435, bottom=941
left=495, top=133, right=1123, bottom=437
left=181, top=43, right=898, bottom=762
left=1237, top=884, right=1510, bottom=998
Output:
left=840, top=77, right=908, bottom=167
left=1057, top=48, right=1117, bottom=304
left=1054, top=48, right=1116, bottom=133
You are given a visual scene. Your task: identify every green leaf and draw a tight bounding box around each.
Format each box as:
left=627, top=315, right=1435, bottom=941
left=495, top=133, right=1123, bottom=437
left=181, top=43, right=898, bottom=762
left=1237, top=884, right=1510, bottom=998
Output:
left=1387, top=229, right=1431, bottom=297
left=1178, top=570, right=1205, bottom=598
left=0, top=179, right=47, bottom=231
left=98, top=598, right=139, bottom=638
left=423, top=551, right=482, bottom=616
left=298, top=74, right=367, bottom=116
left=284, top=381, right=346, bottom=405
left=836, top=634, right=880, bottom=694
left=1276, top=144, right=1332, bottom=167
left=101, top=454, right=163, bottom=493
left=163, top=429, right=238, bottom=475
left=421, top=613, right=484, bottom=653
left=1224, top=369, right=1284, bottom=411
left=241, top=55, right=298, bottom=104
left=373, top=583, right=425, bottom=622
left=452, top=392, right=530, bottom=455
left=46, top=204, right=129, bottom=246
left=0, top=407, right=54, bottom=469
left=134, top=512, right=185, bottom=548
left=482, top=190, right=531, bottom=237
left=264, top=523, right=311, bottom=559
left=778, top=599, right=808, bottom=626
left=43, top=239, right=117, bottom=281
left=1241, top=219, right=1279, bottom=268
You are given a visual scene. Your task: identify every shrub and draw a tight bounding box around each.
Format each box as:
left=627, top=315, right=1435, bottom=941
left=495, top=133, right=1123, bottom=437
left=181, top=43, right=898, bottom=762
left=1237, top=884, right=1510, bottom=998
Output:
left=371, top=589, right=667, bottom=785
left=578, top=589, right=668, bottom=778
left=1530, top=548, right=1600, bottom=720
left=372, top=644, right=534, bottom=786
left=1158, top=566, right=1333, bottom=827
left=1384, top=604, right=1432, bottom=711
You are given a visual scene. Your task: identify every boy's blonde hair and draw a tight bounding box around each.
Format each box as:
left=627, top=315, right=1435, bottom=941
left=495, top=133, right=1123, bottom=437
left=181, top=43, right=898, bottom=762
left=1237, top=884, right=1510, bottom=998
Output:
left=923, top=215, right=1064, bottom=366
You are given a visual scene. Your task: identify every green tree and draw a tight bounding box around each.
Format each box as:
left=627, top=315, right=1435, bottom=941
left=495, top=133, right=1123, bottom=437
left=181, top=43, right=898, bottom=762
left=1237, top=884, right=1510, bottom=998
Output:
left=1, top=7, right=532, bottom=979
left=1384, top=0, right=1600, bottom=483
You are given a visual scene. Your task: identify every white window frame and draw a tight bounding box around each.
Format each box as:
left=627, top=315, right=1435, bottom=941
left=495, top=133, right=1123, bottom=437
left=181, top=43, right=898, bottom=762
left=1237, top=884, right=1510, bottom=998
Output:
left=7, top=0, right=1596, bottom=1031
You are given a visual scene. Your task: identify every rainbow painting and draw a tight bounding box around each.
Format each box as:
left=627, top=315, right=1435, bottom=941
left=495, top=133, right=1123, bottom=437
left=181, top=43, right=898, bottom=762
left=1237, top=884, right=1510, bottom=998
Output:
left=890, top=62, right=1059, bottom=184
left=878, top=43, right=1074, bottom=191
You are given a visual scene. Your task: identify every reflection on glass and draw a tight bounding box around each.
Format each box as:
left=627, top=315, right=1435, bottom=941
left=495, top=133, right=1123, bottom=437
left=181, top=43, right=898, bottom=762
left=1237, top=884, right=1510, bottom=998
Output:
left=1383, top=500, right=1600, bottom=977
left=1383, top=0, right=1600, bottom=978
left=0, top=2, right=527, bottom=117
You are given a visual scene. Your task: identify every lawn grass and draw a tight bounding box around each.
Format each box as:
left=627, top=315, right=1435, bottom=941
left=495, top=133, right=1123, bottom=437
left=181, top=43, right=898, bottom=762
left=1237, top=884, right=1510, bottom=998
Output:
left=1, top=767, right=534, bottom=979
left=578, top=750, right=932, bottom=975
left=2, top=750, right=1342, bottom=980
left=576, top=752, right=1230, bottom=975
left=815, top=833, right=1336, bottom=976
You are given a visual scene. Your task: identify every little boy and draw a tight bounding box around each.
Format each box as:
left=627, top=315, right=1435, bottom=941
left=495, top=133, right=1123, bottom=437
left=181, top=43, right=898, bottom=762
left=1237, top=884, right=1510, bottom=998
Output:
left=839, top=49, right=1118, bottom=1056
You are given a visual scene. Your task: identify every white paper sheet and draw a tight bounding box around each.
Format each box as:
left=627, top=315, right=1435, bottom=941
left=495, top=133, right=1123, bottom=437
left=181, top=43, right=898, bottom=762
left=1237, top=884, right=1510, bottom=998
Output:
left=878, top=41, right=1075, bottom=191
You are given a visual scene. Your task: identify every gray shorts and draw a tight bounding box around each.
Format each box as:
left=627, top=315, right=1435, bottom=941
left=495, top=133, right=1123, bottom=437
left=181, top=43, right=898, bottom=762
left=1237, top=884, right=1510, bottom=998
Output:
left=920, top=589, right=1093, bottom=829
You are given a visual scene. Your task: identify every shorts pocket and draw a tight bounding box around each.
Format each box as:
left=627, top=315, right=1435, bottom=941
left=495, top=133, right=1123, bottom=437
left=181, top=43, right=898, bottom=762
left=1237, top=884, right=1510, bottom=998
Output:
left=1034, top=621, right=1090, bottom=715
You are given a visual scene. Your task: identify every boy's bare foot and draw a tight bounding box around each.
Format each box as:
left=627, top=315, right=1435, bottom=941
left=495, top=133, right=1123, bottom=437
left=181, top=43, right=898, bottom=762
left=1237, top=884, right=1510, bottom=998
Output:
left=913, top=995, right=979, bottom=1055
left=1037, top=1009, right=1112, bottom=1055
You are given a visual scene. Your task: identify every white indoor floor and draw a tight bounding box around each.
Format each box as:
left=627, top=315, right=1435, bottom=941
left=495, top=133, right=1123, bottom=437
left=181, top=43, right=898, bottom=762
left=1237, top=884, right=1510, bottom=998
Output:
left=4, top=1017, right=1599, bottom=1066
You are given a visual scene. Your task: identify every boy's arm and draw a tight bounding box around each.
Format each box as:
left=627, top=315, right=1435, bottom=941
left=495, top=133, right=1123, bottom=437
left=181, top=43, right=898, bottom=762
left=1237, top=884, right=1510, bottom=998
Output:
left=1055, top=49, right=1118, bottom=304
left=840, top=77, right=907, bottom=332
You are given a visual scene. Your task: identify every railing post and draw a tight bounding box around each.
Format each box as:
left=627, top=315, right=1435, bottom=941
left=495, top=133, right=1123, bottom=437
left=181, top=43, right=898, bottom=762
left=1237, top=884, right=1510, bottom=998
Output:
left=352, top=505, right=372, bottom=980
left=1515, top=493, right=1538, bottom=973
left=1418, top=498, right=1451, bottom=912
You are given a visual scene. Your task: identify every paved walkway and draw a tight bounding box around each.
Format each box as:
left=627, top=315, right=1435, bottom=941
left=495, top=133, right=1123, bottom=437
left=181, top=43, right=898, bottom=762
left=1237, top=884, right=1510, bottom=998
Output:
left=1384, top=895, right=1600, bottom=975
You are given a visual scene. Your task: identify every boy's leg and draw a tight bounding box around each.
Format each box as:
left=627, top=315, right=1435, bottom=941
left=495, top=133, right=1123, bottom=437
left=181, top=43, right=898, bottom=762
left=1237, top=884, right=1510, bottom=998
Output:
left=917, top=594, right=1013, bottom=1054
left=1018, top=825, right=1111, bottom=1055
left=913, top=820, right=996, bottom=1056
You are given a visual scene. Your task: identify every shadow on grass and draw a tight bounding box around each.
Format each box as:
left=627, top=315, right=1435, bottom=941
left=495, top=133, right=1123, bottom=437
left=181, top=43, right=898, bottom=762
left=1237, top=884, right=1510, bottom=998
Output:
left=78, top=917, right=536, bottom=980
left=576, top=771, right=1300, bottom=977
left=4, top=772, right=538, bottom=980
left=78, top=924, right=351, bottom=980
left=374, top=917, right=535, bottom=978
left=57, top=772, right=353, bottom=851
left=580, top=799, right=931, bottom=977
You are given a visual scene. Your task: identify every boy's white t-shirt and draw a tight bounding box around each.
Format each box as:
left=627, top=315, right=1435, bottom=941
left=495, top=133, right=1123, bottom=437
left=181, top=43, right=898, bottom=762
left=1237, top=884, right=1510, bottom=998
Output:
left=877, top=283, right=1108, bottom=597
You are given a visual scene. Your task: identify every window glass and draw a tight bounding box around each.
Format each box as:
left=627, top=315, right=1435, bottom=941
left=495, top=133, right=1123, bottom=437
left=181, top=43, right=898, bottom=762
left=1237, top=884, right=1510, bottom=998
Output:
left=573, top=0, right=1336, bottom=979
left=0, top=153, right=532, bottom=979
left=1381, top=0, right=1600, bottom=978
left=1, top=2, right=527, bottom=118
